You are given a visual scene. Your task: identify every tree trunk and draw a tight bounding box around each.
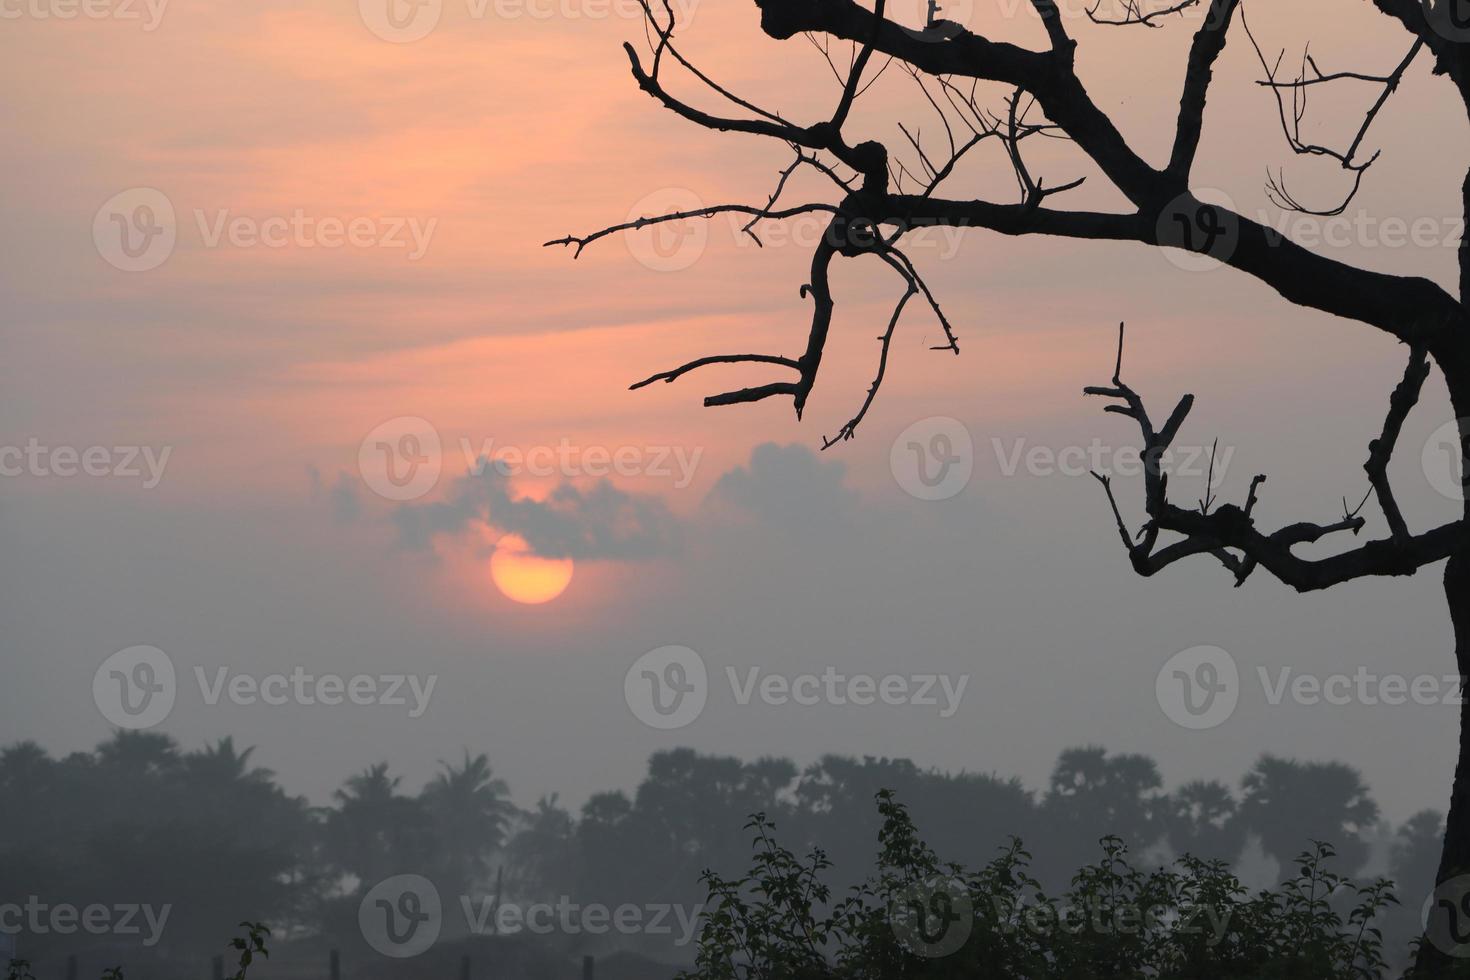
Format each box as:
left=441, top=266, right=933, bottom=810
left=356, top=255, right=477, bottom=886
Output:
left=1415, top=395, right=1470, bottom=978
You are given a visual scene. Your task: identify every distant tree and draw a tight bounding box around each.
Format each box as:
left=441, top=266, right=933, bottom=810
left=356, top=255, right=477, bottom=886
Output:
left=325, top=763, right=434, bottom=887
left=506, top=793, right=579, bottom=898
left=0, top=735, right=309, bottom=958
left=1238, top=755, right=1379, bottom=877
left=792, top=754, right=1036, bottom=887
left=553, top=0, right=1470, bottom=970
left=1041, top=747, right=1166, bottom=878
left=1396, top=809, right=1449, bottom=895
left=1160, top=779, right=1245, bottom=867
left=420, top=751, right=516, bottom=897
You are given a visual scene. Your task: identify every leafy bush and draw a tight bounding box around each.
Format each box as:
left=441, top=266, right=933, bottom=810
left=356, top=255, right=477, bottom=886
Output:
left=683, top=791, right=1415, bottom=980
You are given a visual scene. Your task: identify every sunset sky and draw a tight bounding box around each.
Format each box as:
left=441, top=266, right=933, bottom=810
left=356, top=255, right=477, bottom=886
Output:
left=3, top=0, right=1468, bottom=822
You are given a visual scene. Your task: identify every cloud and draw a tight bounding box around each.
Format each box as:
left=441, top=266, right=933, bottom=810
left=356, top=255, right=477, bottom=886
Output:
left=393, top=464, right=679, bottom=560
left=704, top=442, right=858, bottom=530
left=308, top=466, right=362, bottom=524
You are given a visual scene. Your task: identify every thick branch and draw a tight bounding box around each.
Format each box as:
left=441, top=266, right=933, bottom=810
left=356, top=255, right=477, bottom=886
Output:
left=753, top=0, right=1164, bottom=203
left=1168, top=0, right=1240, bottom=183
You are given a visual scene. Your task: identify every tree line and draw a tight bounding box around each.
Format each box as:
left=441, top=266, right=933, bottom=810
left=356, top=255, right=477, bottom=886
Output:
left=0, top=734, right=1444, bottom=965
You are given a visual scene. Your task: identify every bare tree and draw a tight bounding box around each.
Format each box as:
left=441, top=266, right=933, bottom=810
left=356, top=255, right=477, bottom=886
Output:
left=548, top=0, right=1470, bottom=970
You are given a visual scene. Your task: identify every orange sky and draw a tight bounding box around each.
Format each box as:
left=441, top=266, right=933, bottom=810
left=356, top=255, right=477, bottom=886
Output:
left=4, top=0, right=1470, bottom=818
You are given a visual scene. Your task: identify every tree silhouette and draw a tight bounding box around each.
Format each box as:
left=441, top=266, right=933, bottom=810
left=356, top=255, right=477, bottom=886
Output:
left=1160, top=778, right=1245, bottom=867
left=506, top=793, right=579, bottom=898
left=1238, top=755, right=1380, bottom=877
left=550, top=0, right=1470, bottom=970
left=421, top=751, right=516, bottom=898
left=324, top=763, right=434, bottom=887
left=1041, top=746, right=1166, bottom=876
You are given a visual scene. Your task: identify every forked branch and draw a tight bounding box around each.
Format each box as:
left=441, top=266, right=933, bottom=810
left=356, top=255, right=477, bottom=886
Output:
left=1087, top=325, right=1461, bottom=591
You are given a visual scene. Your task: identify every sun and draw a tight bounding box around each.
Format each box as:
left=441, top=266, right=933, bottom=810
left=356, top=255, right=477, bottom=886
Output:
left=489, top=534, right=574, bottom=604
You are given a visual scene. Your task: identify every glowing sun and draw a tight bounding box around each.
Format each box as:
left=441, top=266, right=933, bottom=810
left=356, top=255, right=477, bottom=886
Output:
left=489, top=534, right=574, bottom=604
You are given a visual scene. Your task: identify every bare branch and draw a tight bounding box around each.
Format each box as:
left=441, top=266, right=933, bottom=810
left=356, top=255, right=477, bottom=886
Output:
left=1242, top=7, right=1422, bottom=215
left=544, top=203, right=839, bottom=258
left=1085, top=325, right=1461, bottom=591
left=1087, top=0, right=1200, bottom=28
left=1364, top=346, right=1432, bottom=541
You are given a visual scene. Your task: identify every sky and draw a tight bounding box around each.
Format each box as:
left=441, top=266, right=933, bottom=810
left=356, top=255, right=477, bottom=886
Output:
left=2, top=0, right=1468, bottom=823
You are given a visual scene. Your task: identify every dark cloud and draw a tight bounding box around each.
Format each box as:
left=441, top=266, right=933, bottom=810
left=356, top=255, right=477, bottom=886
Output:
left=308, top=466, right=362, bottom=525
left=393, top=464, right=679, bottom=560
left=704, top=442, right=858, bottom=530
